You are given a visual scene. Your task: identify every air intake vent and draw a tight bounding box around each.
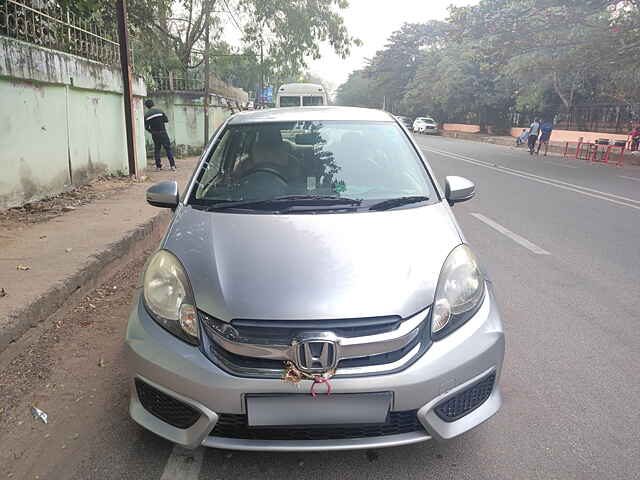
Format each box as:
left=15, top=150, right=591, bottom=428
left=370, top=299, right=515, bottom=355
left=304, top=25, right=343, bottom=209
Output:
left=435, top=373, right=496, bottom=422
left=135, top=379, right=201, bottom=429
left=210, top=410, right=425, bottom=441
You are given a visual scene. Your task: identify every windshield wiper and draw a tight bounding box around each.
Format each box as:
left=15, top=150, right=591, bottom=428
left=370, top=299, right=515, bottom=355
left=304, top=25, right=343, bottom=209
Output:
left=271, top=195, right=361, bottom=204
left=368, top=196, right=430, bottom=211
left=203, top=195, right=362, bottom=211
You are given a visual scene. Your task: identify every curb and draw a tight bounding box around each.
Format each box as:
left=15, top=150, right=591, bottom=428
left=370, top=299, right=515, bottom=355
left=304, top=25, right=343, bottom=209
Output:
left=0, top=211, right=171, bottom=353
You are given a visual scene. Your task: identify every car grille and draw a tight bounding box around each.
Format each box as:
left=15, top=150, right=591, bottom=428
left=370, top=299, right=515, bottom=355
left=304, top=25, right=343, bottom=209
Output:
left=434, top=373, right=496, bottom=422
left=230, top=316, right=402, bottom=340
left=135, top=379, right=201, bottom=429
left=337, top=335, right=420, bottom=368
left=199, top=310, right=430, bottom=378
left=209, top=410, right=425, bottom=441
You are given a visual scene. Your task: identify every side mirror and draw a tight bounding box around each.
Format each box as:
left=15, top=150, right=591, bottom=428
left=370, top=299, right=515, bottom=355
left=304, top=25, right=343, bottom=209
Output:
left=444, top=176, right=475, bottom=206
left=146, top=181, right=179, bottom=209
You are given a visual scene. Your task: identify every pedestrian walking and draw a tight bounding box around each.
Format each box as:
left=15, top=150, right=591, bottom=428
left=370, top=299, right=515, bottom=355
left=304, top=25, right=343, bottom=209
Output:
left=144, top=99, right=176, bottom=171
left=537, top=120, right=553, bottom=156
left=528, top=118, right=541, bottom=155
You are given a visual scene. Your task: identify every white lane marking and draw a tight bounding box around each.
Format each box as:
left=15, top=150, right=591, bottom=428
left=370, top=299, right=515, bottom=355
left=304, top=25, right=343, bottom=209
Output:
left=470, top=213, right=551, bottom=255
left=421, top=146, right=640, bottom=212
left=160, top=446, right=204, bottom=480
left=542, top=160, right=578, bottom=168
left=426, top=146, right=640, bottom=203
left=619, top=175, right=640, bottom=182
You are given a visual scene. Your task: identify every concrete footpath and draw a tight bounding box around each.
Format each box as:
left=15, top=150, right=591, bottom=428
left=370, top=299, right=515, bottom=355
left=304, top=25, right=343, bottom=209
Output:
left=0, top=157, right=199, bottom=352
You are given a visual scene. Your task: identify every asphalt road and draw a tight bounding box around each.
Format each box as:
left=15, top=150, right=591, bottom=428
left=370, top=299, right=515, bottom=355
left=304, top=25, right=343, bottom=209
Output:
left=5, top=136, right=640, bottom=479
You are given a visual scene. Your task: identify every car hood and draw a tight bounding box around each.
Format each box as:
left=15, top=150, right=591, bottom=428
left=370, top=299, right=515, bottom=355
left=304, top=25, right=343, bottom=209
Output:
left=163, top=203, right=462, bottom=322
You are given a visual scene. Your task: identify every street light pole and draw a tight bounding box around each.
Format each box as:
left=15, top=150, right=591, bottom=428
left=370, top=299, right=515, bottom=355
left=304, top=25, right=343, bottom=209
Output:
left=203, top=13, right=210, bottom=145
left=116, top=0, right=137, bottom=177
left=259, top=40, right=264, bottom=108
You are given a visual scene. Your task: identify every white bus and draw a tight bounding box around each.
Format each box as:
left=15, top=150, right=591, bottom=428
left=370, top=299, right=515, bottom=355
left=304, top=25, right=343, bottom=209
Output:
left=275, top=83, right=328, bottom=107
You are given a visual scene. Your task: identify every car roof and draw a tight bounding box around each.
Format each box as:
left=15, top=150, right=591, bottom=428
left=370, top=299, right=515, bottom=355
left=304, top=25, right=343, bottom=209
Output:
left=229, top=107, right=396, bottom=125
left=277, top=83, right=325, bottom=92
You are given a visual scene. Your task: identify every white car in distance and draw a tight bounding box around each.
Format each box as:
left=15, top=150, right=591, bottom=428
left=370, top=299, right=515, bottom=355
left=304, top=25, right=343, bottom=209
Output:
left=413, top=117, right=439, bottom=135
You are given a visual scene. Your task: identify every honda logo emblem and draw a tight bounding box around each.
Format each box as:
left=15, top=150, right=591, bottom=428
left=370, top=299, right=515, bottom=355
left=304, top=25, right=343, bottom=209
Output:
left=293, top=334, right=339, bottom=374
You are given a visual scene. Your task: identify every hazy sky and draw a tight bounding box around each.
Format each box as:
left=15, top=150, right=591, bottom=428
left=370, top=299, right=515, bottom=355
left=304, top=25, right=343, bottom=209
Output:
left=220, top=0, right=476, bottom=92
left=308, top=0, right=477, bottom=90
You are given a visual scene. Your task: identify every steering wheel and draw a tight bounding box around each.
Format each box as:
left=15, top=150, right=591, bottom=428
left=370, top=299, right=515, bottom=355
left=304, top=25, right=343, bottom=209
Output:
left=239, top=166, right=288, bottom=185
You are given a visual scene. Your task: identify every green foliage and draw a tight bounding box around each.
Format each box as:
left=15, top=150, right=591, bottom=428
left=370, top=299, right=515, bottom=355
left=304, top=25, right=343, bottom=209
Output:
left=240, top=0, right=360, bottom=80
left=61, top=0, right=358, bottom=95
left=338, top=0, right=640, bottom=127
left=335, top=70, right=378, bottom=108
left=364, top=21, right=450, bottom=113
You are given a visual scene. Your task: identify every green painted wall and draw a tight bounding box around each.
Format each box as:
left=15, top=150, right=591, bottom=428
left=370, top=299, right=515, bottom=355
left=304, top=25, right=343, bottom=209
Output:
left=66, top=88, right=129, bottom=183
left=145, top=93, right=232, bottom=158
left=0, top=37, right=147, bottom=209
left=0, top=79, right=71, bottom=207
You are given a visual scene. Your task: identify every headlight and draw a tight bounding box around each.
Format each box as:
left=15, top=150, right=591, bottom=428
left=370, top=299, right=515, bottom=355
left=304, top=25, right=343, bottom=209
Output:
left=430, top=244, right=485, bottom=340
left=143, top=250, right=199, bottom=345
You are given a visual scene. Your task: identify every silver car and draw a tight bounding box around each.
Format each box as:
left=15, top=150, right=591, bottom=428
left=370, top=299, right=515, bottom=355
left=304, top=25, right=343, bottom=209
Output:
left=126, top=106, right=505, bottom=452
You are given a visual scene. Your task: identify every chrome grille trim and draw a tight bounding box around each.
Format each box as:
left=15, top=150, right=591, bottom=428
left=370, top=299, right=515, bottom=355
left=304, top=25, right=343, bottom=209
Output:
left=204, top=309, right=428, bottom=362
left=338, top=344, right=422, bottom=376
left=201, top=308, right=430, bottom=377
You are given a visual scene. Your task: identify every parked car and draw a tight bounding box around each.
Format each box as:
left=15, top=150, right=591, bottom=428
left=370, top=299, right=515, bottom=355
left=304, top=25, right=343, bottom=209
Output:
left=413, top=117, right=439, bottom=134
left=126, top=106, right=505, bottom=452
left=395, top=115, right=414, bottom=130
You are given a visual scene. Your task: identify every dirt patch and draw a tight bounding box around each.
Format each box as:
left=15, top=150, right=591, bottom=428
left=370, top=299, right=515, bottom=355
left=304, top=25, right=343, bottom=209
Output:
left=0, top=174, right=139, bottom=233
left=0, top=252, right=149, bottom=479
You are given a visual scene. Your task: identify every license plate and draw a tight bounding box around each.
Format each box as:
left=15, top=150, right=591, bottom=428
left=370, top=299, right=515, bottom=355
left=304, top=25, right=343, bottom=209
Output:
left=246, top=393, right=392, bottom=427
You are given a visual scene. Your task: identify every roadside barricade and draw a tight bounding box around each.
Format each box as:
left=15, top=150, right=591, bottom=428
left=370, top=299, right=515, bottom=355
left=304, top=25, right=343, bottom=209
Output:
left=590, top=139, right=610, bottom=164
left=563, top=140, right=625, bottom=166
left=563, top=140, right=583, bottom=159
left=598, top=144, right=625, bottom=166
left=563, top=140, right=594, bottom=161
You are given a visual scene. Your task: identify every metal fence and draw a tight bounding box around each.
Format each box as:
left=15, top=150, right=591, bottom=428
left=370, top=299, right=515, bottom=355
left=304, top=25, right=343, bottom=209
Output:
left=146, top=71, right=205, bottom=92
left=512, top=104, right=640, bottom=134
left=146, top=70, right=249, bottom=107
left=0, top=0, right=120, bottom=65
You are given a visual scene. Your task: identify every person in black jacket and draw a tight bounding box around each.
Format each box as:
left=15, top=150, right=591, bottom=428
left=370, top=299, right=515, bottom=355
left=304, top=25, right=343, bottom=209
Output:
left=144, top=99, right=176, bottom=171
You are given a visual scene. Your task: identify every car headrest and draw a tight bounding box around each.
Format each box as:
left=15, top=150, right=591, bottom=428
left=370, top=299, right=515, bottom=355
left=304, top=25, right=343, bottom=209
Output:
left=295, top=133, right=317, bottom=146
left=257, top=127, right=283, bottom=146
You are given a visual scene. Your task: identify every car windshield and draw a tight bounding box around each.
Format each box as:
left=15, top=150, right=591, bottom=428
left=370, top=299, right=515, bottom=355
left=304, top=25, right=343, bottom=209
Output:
left=190, top=120, right=435, bottom=212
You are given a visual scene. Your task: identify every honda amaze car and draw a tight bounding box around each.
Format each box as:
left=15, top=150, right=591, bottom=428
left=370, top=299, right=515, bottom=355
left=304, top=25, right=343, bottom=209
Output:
left=126, top=106, right=505, bottom=451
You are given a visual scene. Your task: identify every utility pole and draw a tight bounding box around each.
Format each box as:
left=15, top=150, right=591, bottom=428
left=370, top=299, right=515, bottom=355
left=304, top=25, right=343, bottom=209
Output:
left=203, top=13, right=210, bottom=145
left=116, top=0, right=137, bottom=177
left=259, top=40, right=264, bottom=108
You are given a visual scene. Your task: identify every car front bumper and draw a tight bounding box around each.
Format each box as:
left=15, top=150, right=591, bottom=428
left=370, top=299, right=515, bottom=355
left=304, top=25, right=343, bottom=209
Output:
left=125, top=283, right=505, bottom=451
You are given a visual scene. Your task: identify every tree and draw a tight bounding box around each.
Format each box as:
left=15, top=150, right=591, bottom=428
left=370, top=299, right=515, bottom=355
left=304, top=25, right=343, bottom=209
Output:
left=239, top=0, right=361, bottom=81
left=58, top=0, right=360, bottom=90
left=447, top=0, right=637, bottom=111
left=365, top=21, right=449, bottom=113
left=403, top=43, right=513, bottom=130
left=335, top=70, right=378, bottom=108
